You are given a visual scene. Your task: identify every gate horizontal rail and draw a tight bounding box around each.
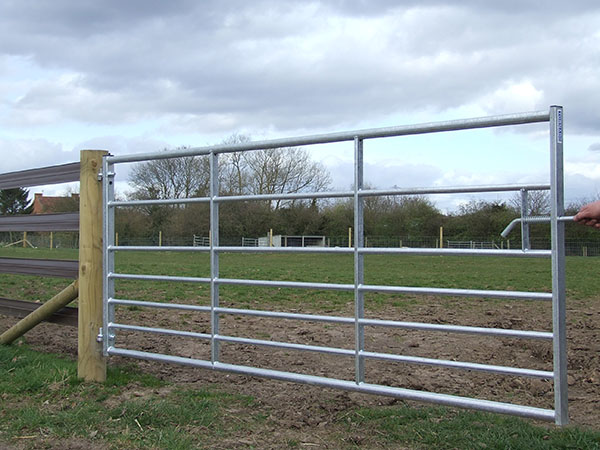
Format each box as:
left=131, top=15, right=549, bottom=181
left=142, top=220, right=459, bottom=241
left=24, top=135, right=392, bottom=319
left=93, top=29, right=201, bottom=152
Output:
left=108, top=183, right=550, bottom=207
left=102, top=107, right=568, bottom=424
left=107, top=110, right=550, bottom=164
left=108, top=244, right=552, bottom=257
left=108, top=297, right=551, bottom=339
left=108, top=270, right=551, bottom=300
left=107, top=347, right=556, bottom=422
left=107, top=320, right=552, bottom=378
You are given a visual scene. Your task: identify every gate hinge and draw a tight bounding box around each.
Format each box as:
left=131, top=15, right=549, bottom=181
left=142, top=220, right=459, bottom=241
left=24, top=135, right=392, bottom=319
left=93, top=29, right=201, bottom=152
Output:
left=96, top=327, right=103, bottom=343
left=97, top=171, right=115, bottom=182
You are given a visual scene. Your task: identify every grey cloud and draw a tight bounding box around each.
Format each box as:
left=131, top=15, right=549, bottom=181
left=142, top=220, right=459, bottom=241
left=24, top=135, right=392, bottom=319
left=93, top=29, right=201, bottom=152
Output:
left=324, top=158, right=443, bottom=191
left=588, top=143, right=600, bottom=152
left=303, top=1, right=600, bottom=18
left=0, top=138, right=73, bottom=173
left=75, top=135, right=169, bottom=155
left=1, top=1, right=600, bottom=135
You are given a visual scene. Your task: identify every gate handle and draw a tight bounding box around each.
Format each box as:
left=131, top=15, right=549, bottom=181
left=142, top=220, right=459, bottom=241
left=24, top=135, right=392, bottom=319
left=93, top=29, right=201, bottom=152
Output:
left=501, top=216, right=574, bottom=238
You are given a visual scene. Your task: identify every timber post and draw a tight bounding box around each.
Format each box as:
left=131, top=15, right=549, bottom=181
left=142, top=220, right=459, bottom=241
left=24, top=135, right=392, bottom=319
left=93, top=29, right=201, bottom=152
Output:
left=78, top=150, right=107, bottom=382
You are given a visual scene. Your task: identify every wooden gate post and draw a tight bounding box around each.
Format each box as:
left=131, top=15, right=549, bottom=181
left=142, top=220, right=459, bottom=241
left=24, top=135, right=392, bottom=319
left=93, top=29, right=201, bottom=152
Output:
left=78, top=150, right=108, bottom=382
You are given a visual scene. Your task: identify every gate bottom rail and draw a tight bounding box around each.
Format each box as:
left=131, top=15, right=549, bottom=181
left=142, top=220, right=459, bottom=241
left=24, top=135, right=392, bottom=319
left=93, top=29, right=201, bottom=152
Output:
left=106, top=346, right=556, bottom=422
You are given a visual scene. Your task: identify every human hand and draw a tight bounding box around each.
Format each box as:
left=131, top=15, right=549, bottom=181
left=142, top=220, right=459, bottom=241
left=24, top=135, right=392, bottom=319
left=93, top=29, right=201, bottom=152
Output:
left=574, top=200, right=600, bottom=228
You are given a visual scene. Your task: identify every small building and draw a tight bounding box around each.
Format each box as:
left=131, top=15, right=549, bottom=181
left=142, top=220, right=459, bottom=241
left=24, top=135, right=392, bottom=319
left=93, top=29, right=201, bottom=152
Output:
left=32, top=193, right=79, bottom=214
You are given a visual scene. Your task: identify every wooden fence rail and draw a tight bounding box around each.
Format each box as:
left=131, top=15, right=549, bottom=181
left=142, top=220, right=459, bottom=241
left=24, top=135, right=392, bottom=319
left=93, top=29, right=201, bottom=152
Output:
left=0, top=298, right=77, bottom=327
left=0, top=257, right=78, bottom=278
left=0, top=212, right=79, bottom=231
left=0, top=162, right=80, bottom=189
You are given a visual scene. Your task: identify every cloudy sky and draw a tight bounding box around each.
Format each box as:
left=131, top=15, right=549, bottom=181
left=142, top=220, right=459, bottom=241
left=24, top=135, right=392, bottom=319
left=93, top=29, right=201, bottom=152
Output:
left=1, top=0, right=600, bottom=211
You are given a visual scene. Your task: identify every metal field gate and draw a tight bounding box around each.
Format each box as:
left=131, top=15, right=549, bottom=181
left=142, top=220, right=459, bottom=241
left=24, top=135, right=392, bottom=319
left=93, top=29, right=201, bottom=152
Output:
left=101, top=106, right=568, bottom=425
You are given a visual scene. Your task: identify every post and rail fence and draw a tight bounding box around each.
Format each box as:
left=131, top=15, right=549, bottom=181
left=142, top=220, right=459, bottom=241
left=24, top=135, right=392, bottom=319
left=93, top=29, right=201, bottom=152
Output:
left=0, top=151, right=107, bottom=382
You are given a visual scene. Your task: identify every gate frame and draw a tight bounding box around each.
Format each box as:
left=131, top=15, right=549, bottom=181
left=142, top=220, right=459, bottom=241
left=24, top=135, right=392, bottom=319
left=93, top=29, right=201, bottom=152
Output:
left=101, top=106, right=568, bottom=424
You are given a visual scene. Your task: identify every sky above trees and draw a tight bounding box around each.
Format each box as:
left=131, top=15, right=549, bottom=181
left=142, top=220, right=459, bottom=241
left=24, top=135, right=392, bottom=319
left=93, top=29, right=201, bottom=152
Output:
left=1, top=1, right=600, bottom=211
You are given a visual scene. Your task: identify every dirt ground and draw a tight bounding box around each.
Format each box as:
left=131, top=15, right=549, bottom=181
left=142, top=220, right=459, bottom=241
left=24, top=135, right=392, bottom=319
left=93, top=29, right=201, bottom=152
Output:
left=1, top=294, right=599, bottom=447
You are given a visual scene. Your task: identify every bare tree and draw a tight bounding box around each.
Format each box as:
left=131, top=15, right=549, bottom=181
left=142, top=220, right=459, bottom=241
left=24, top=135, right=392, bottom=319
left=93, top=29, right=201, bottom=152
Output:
left=219, top=134, right=251, bottom=195
left=129, top=148, right=209, bottom=199
left=128, top=138, right=331, bottom=213
left=244, top=147, right=330, bottom=208
left=509, top=190, right=550, bottom=216
left=219, top=134, right=331, bottom=209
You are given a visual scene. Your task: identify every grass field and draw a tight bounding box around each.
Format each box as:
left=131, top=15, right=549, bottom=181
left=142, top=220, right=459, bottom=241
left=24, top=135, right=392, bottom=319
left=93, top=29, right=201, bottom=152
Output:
left=1, top=247, right=600, bottom=448
left=0, top=246, right=598, bottom=306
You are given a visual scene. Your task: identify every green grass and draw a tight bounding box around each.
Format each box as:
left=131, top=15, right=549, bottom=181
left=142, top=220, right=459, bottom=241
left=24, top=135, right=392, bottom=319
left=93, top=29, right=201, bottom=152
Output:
left=0, top=344, right=256, bottom=449
left=1, top=345, right=599, bottom=449
left=344, top=405, right=600, bottom=449
left=2, top=248, right=600, bottom=447
left=0, top=246, right=78, bottom=261
left=1, top=247, right=598, bottom=307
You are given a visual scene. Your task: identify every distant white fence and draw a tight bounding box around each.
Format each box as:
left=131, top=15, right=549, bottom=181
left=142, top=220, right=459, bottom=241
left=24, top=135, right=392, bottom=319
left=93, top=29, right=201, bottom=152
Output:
left=446, top=241, right=502, bottom=250
left=192, top=235, right=209, bottom=247
left=241, top=237, right=258, bottom=247
left=258, top=235, right=326, bottom=247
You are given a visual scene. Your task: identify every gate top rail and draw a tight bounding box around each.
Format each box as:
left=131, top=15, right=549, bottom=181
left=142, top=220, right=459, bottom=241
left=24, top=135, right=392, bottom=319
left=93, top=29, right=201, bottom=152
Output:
left=107, top=110, right=550, bottom=164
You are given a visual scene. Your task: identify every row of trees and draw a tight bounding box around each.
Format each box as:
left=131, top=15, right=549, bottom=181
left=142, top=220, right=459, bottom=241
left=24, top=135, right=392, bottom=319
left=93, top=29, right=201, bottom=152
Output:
left=115, top=190, right=598, bottom=246
left=1, top=135, right=598, bottom=246
left=129, top=135, right=330, bottom=207
left=116, top=137, right=596, bottom=245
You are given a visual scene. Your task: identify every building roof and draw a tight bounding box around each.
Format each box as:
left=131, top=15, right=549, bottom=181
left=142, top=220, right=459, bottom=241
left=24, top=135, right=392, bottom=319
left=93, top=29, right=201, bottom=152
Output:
left=32, top=193, right=79, bottom=214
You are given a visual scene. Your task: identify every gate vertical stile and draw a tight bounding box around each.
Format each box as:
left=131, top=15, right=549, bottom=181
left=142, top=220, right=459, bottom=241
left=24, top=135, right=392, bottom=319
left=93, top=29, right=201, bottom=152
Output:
left=210, top=151, right=220, bottom=364
left=354, top=137, right=365, bottom=384
left=550, top=105, right=568, bottom=425
left=102, top=155, right=115, bottom=356
left=520, top=189, right=530, bottom=251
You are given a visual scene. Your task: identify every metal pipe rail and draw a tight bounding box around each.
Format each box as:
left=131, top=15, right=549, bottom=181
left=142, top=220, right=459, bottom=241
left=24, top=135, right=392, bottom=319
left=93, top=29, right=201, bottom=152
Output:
left=107, top=347, right=556, bottom=422
left=107, top=110, right=550, bottom=164
left=110, top=322, right=211, bottom=340
left=109, top=183, right=551, bottom=208
left=108, top=244, right=552, bottom=258
left=106, top=321, right=552, bottom=378
left=108, top=271, right=552, bottom=301
left=107, top=298, right=552, bottom=340
left=102, top=107, right=568, bottom=424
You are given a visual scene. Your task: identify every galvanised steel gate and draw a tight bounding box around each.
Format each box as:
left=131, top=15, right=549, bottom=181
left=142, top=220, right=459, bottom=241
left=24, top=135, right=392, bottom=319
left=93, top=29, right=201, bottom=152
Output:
left=101, top=106, right=568, bottom=424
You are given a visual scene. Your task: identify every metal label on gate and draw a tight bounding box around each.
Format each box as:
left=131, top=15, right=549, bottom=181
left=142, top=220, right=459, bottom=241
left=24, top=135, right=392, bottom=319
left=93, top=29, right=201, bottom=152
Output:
left=557, top=109, right=563, bottom=144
